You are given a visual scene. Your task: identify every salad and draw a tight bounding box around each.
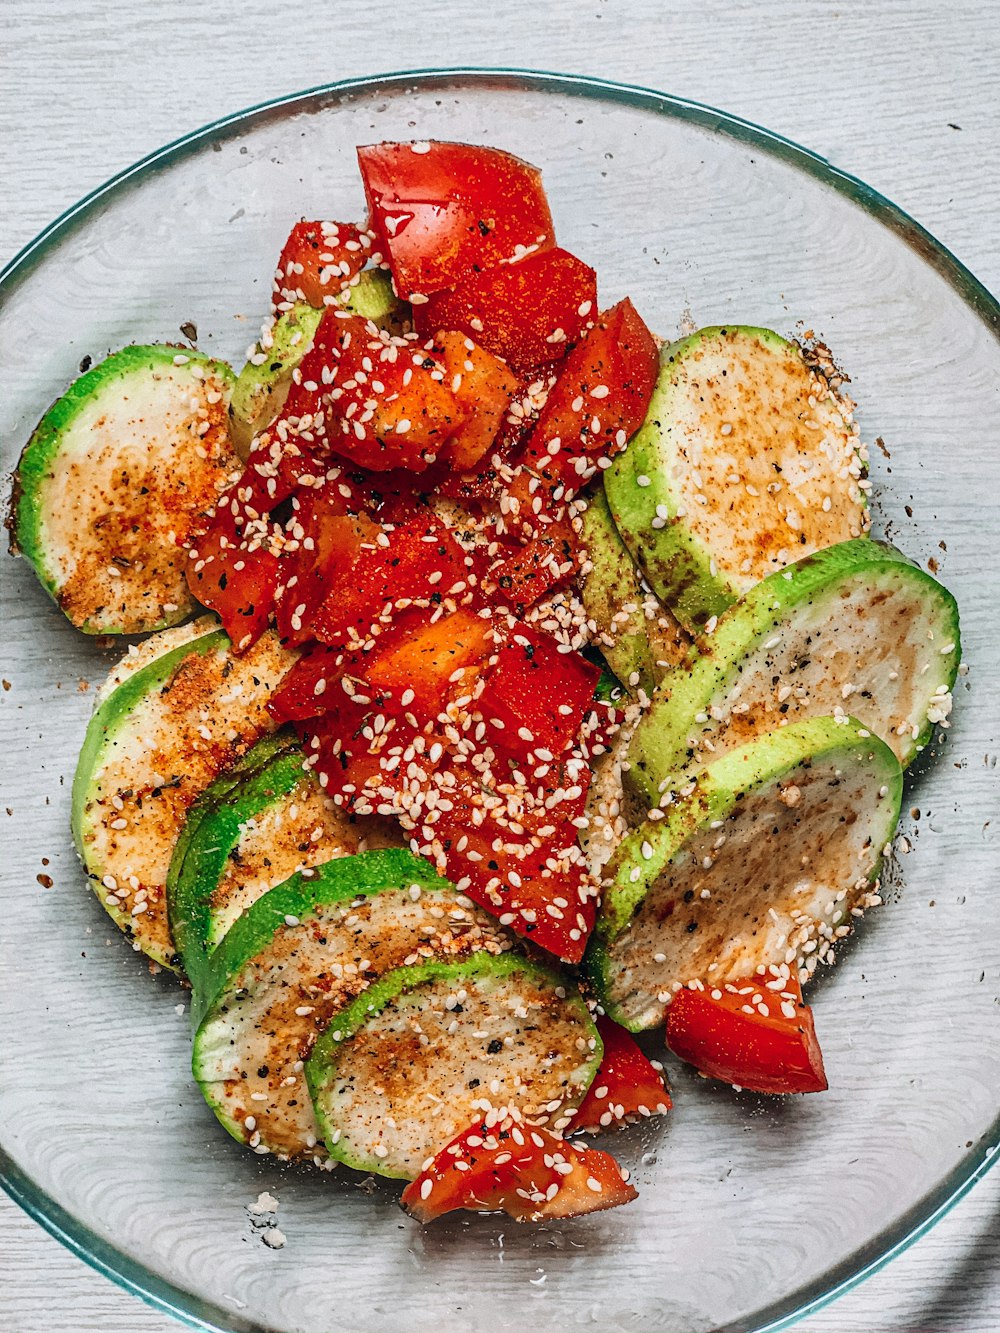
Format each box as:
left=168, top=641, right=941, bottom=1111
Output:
left=8, top=139, right=960, bottom=1223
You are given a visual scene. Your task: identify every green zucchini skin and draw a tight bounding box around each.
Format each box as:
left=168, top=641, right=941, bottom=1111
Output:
left=191, top=850, right=513, bottom=1160
left=72, top=622, right=295, bottom=969
left=625, top=538, right=960, bottom=814
left=580, top=485, right=690, bottom=697
left=306, top=951, right=602, bottom=1179
left=589, top=716, right=903, bottom=1031
left=11, top=345, right=238, bottom=634
left=603, top=327, right=869, bottom=632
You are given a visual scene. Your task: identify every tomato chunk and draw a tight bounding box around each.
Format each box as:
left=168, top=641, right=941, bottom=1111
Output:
left=570, top=1017, right=672, bottom=1132
left=400, top=1116, right=637, bottom=1223
left=272, top=220, right=369, bottom=311
left=358, top=141, right=554, bottom=299
left=363, top=607, right=496, bottom=720
left=415, top=248, right=597, bottom=374
left=477, top=625, right=600, bottom=764
left=430, top=331, right=518, bottom=470
left=666, top=973, right=828, bottom=1095
left=482, top=521, right=579, bottom=614
left=515, top=298, right=659, bottom=496
left=274, top=505, right=378, bottom=647
left=186, top=502, right=279, bottom=654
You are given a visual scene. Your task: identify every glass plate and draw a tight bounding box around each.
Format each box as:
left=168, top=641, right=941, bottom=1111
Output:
left=1, top=68, right=998, bottom=1333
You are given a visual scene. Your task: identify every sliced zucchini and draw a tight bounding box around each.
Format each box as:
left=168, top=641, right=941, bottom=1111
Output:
left=10, top=345, right=239, bottom=634
left=306, top=952, right=601, bottom=1179
left=626, top=539, right=960, bottom=813
left=580, top=486, right=690, bottom=697
left=191, top=850, right=512, bottom=1160
left=71, top=620, right=296, bottom=969
left=589, top=716, right=903, bottom=1031
left=168, top=733, right=401, bottom=991
left=603, top=327, right=870, bottom=632
left=228, top=272, right=408, bottom=455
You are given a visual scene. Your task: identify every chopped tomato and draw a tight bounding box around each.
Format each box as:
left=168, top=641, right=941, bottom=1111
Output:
left=274, top=504, right=379, bottom=647
left=666, top=973, right=828, bottom=1095
left=297, top=703, right=428, bottom=815
left=400, top=1116, right=637, bottom=1223
left=430, top=331, right=518, bottom=470
left=570, top=1017, right=672, bottom=1132
left=482, top=521, right=579, bottom=614
left=268, top=645, right=353, bottom=723
left=363, top=607, right=496, bottom=720
left=358, top=141, right=554, bottom=299
left=476, top=625, right=600, bottom=764
left=415, top=248, right=597, bottom=374
left=186, top=502, right=279, bottom=654
left=272, top=220, right=369, bottom=311
left=515, top=298, right=659, bottom=496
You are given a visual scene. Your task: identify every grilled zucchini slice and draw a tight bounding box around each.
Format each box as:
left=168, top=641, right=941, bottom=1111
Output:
left=589, top=716, right=903, bottom=1031
left=306, top=952, right=601, bottom=1179
left=191, top=850, right=511, bottom=1160
left=603, top=327, right=869, bottom=632
left=10, top=345, right=238, bottom=634
left=168, top=734, right=400, bottom=991
left=71, top=620, right=296, bottom=969
left=626, top=539, right=960, bottom=814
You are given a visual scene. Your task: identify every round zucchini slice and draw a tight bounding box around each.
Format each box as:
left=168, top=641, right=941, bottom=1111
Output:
left=589, top=716, right=903, bottom=1032
left=603, top=327, right=870, bottom=632
left=191, top=850, right=512, bottom=1161
left=71, top=620, right=296, bottom=969
left=10, top=345, right=239, bottom=634
left=306, top=952, right=602, bottom=1179
left=168, top=734, right=401, bottom=991
left=626, top=538, right=960, bottom=814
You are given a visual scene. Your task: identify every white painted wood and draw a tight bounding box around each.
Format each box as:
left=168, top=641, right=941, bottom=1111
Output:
left=2, top=1, right=998, bottom=1329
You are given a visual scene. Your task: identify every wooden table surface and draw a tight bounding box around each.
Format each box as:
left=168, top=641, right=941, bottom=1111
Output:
left=2, top=2, right=998, bottom=1329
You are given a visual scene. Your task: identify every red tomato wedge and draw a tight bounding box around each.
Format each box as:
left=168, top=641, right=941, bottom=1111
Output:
left=476, top=624, right=601, bottom=764
left=296, top=707, right=426, bottom=815
left=415, top=248, right=597, bottom=374
left=400, top=1116, right=637, bottom=1223
left=515, top=297, right=659, bottom=495
left=666, top=973, right=828, bottom=1095
left=363, top=607, right=496, bottom=720
left=272, top=220, right=369, bottom=311
left=570, top=1017, right=672, bottom=1132
left=358, top=141, right=555, bottom=299
left=481, top=521, right=579, bottom=614
left=186, top=503, right=279, bottom=654
left=430, top=331, right=519, bottom=470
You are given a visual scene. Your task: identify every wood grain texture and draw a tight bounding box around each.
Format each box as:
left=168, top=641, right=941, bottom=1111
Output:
left=2, top=2, right=999, bottom=1330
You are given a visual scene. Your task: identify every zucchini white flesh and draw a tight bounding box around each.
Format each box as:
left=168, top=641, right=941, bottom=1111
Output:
left=306, top=952, right=601, bottom=1180
left=603, top=327, right=870, bottom=632
left=580, top=486, right=690, bottom=697
left=589, top=716, right=903, bottom=1031
left=228, top=273, right=408, bottom=455
left=191, top=851, right=512, bottom=1161
left=579, top=703, right=643, bottom=880
left=10, top=345, right=239, bottom=634
left=625, top=539, right=960, bottom=814
left=71, top=621, right=296, bottom=969
left=168, top=734, right=401, bottom=991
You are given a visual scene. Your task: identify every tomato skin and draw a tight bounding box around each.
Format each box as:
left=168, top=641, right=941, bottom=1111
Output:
left=272, top=220, right=369, bottom=311
left=185, top=502, right=279, bottom=654
left=514, top=297, right=660, bottom=497
left=666, top=974, right=828, bottom=1095
left=415, top=248, right=597, bottom=374
left=569, top=1017, right=672, bottom=1132
left=358, top=141, right=555, bottom=299
left=477, top=625, right=601, bottom=764
left=400, top=1116, right=637, bottom=1223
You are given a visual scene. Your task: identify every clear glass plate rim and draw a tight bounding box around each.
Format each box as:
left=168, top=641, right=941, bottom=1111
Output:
left=2, top=64, right=998, bottom=1333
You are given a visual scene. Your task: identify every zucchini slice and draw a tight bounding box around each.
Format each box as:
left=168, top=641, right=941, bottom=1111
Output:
left=191, top=850, right=512, bottom=1160
left=626, top=539, right=960, bottom=813
left=71, top=620, right=296, bottom=969
left=603, top=327, right=870, bottom=632
left=580, top=486, right=690, bottom=697
left=589, top=716, right=903, bottom=1031
left=306, top=952, right=601, bottom=1179
left=228, top=272, right=408, bottom=454
left=168, top=734, right=401, bottom=991
left=10, top=345, right=239, bottom=634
